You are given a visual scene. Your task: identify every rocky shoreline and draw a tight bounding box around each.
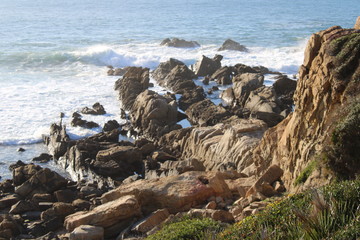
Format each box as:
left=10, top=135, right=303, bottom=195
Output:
left=1, top=21, right=359, bottom=239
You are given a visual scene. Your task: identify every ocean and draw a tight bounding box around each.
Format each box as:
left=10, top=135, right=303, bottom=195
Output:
left=0, top=0, right=359, bottom=179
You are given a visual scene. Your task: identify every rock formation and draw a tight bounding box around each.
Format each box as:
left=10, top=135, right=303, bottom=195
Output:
left=218, top=39, right=248, bottom=52
left=160, top=38, right=200, bottom=48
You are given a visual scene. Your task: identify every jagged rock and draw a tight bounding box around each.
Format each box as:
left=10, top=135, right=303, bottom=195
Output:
left=160, top=38, right=200, bottom=48
left=69, top=225, right=104, bottom=240
left=32, top=153, right=53, bottom=163
left=13, top=164, right=42, bottom=186
left=132, top=209, right=170, bottom=233
left=233, top=64, right=273, bottom=75
left=178, top=86, right=206, bottom=111
left=107, top=67, right=129, bottom=76
left=152, top=58, right=186, bottom=82
left=72, top=199, right=91, bottom=211
left=114, top=67, right=150, bottom=111
left=211, top=66, right=233, bottom=85
left=130, top=90, right=180, bottom=139
left=92, top=146, right=143, bottom=178
left=9, top=160, right=26, bottom=171
left=158, top=118, right=267, bottom=172
left=193, top=55, right=223, bottom=77
left=43, top=123, right=70, bottom=160
left=245, top=86, right=280, bottom=114
left=64, top=195, right=141, bottom=232
left=246, top=26, right=360, bottom=191
left=0, top=179, right=14, bottom=193
left=220, top=87, right=235, bottom=106
left=101, top=171, right=232, bottom=215
left=218, top=39, right=248, bottom=52
left=9, top=200, right=37, bottom=214
left=15, top=168, right=68, bottom=198
left=162, top=65, right=196, bottom=93
left=185, top=99, right=231, bottom=126
left=0, top=194, right=20, bottom=210
left=187, top=209, right=234, bottom=223
left=71, top=114, right=99, bottom=129
left=41, top=202, right=75, bottom=222
left=81, top=102, right=106, bottom=115
left=54, top=189, right=78, bottom=203
left=232, top=73, right=264, bottom=107
left=159, top=158, right=206, bottom=176
left=103, top=120, right=120, bottom=132
left=32, top=193, right=54, bottom=203
left=17, top=147, right=25, bottom=152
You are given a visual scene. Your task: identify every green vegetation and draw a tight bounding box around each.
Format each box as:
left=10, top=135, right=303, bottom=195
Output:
left=146, top=179, right=360, bottom=240
left=294, top=160, right=318, bottom=186
left=146, top=217, right=224, bottom=240
left=327, top=33, right=360, bottom=81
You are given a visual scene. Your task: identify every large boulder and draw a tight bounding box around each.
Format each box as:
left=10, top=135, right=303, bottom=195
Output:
left=160, top=38, right=200, bottom=48
left=162, top=65, right=196, bottom=93
left=218, top=39, right=248, bottom=52
left=193, top=55, right=223, bottom=77
left=178, top=86, right=206, bottom=111
left=64, top=195, right=141, bottom=232
left=232, top=73, right=264, bottom=107
left=130, top=90, right=180, bottom=139
left=211, top=66, right=233, bottom=85
left=101, top=171, right=232, bottom=215
left=152, top=58, right=186, bottom=82
left=185, top=99, right=231, bottom=126
left=114, top=67, right=150, bottom=110
left=354, top=16, right=360, bottom=29
left=69, top=225, right=104, bottom=240
left=272, top=75, right=297, bottom=111
left=43, top=123, right=70, bottom=160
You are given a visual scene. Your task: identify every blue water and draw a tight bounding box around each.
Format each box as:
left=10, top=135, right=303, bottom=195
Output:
left=0, top=0, right=359, bottom=178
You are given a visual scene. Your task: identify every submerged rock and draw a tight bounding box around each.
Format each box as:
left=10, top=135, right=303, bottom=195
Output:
left=81, top=102, right=106, bottom=115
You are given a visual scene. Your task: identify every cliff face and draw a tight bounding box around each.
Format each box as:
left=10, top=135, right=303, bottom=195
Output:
left=248, top=26, right=360, bottom=191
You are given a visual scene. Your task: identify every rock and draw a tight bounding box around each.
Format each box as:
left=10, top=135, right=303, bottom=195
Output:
left=81, top=102, right=106, bottom=115
left=152, top=58, right=186, bottom=83
left=250, top=111, right=284, bottom=127
left=71, top=114, right=99, bottom=129
left=246, top=165, right=283, bottom=197
left=72, top=199, right=91, bottom=211
left=211, top=66, right=233, bottom=85
left=178, top=86, right=206, bottom=111
left=158, top=158, right=206, bottom=177
left=108, top=67, right=129, bottom=76
left=79, top=186, right=103, bottom=198
left=187, top=209, right=234, bottom=223
left=193, top=55, right=223, bottom=77
left=0, top=179, right=14, bottom=193
left=160, top=38, right=200, bottom=48
left=43, top=123, right=71, bottom=160
left=64, top=195, right=141, bottom=232
left=205, top=201, right=217, bottom=210
left=130, top=90, right=180, bottom=139
left=69, top=225, right=104, bottom=240
left=32, top=153, right=53, bottom=163
left=9, top=160, right=26, bottom=171
left=17, top=147, right=26, bottom=152
left=355, top=16, right=360, bottom=29
left=0, top=217, right=22, bottom=238
left=54, top=189, right=78, bottom=203
left=41, top=202, right=75, bottom=222
left=114, top=67, right=150, bottom=111
left=102, top=171, right=232, bottom=215
left=230, top=205, right=243, bottom=222
left=232, top=73, right=264, bottom=107
left=273, top=181, right=286, bottom=193
left=92, top=145, right=143, bottom=178
left=220, top=87, right=235, bottom=106
left=132, top=209, right=170, bottom=233
left=151, top=151, right=176, bottom=162
left=245, top=86, right=280, bottom=114
left=15, top=168, right=68, bottom=198
left=103, top=120, right=120, bottom=132
left=273, top=75, right=297, bottom=111
left=34, top=231, right=60, bottom=240
left=218, top=39, right=248, bottom=52
left=134, top=138, right=156, bottom=156
left=9, top=200, right=37, bottom=214
left=13, top=163, right=42, bottom=186
left=0, top=194, right=20, bottom=210
left=185, top=99, right=231, bottom=126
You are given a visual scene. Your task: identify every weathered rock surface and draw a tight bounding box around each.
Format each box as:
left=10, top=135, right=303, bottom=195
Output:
left=69, top=225, right=104, bottom=240
left=130, top=90, right=180, bottom=139
left=71, top=113, right=99, bottom=129
left=218, top=39, right=248, bottom=52
left=101, top=171, right=232, bottom=215
left=355, top=16, right=360, bottom=29
left=232, top=73, right=264, bottom=106
left=178, top=86, right=206, bottom=111
left=43, top=123, right=70, bottom=160
left=114, top=67, right=150, bottom=111
left=246, top=26, right=360, bottom=191
left=152, top=58, right=186, bottom=83
left=193, top=55, right=223, bottom=77
left=160, top=38, right=200, bottom=48
left=132, top=209, right=170, bottom=233
left=211, top=66, right=233, bottom=85
left=160, top=65, right=196, bottom=93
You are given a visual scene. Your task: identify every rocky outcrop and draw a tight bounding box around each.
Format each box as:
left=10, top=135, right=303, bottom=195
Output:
left=218, top=39, right=248, bottom=52
left=193, top=55, right=223, bottom=77
left=43, top=123, right=71, bottom=160
left=159, top=118, right=267, bottom=172
left=81, top=102, right=106, bottom=115
left=152, top=58, right=186, bottom=83
left=355, top=16, right=360, bottom=29
left=130, top=90, right=180, bottom=139
left=160, top=65, right=196, bottom=93
left=114, top=67, right=150, bottom=110
left=160, top=38, right=200, bottom=48
left=211, top=66, right=233, bottom=85
left=71, top=112, right=99, bottom=129
left=244, top=26, right=360, bottom=191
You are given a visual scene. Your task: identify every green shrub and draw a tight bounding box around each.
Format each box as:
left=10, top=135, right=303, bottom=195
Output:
left=146, top=217, right=224, bottom=240
left=294, top=160, right=318, bottom=186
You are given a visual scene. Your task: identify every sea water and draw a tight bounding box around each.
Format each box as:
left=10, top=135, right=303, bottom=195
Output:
left=0, top=0, right=359, bottom=179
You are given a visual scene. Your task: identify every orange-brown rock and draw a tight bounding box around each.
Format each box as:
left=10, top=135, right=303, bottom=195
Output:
left=355, top=16, right=360, bottom=29
left=101, top=171, right=232, bottom=215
